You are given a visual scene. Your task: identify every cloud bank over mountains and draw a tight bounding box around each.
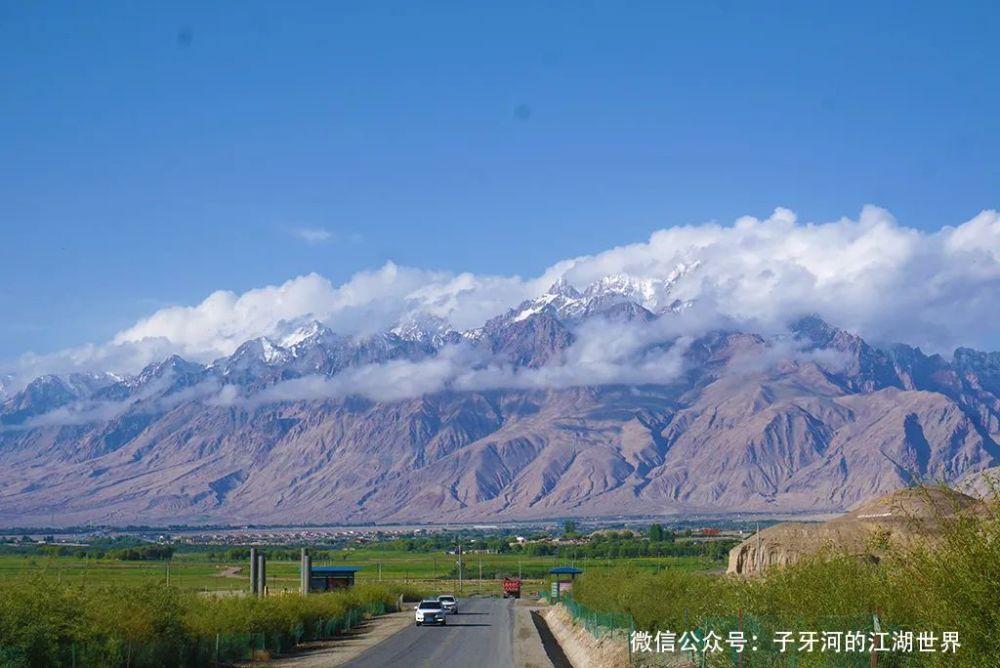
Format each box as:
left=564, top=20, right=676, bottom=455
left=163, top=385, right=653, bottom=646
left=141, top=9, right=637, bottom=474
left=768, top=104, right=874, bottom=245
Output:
left=5, top=206, right=1000, bottom=388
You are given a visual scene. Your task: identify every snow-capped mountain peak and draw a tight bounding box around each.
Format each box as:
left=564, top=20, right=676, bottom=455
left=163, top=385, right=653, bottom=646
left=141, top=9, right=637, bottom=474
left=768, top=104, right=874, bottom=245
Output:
left=546, top=277, right=583, bottom=300
left=279, top=320, right=337, bottom=349
left=223, top=337, right=290, bottom=371
left=585, top=273, right=659, bottom=303
left=135, top=355, right=203, bottom=386
left=390, top=313, right=452, bottom=342
left=259, top=338, right=288, bottom=364
left=508, top=280, right=586, bottom=323
left=512, top=297, right=558, bottom=322
left=580, top=264, right=699, bottom=313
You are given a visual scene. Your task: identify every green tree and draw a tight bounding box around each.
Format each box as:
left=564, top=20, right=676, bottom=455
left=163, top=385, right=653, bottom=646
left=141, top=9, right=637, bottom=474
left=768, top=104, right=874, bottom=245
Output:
left=648, top=523, right=664, bottom=542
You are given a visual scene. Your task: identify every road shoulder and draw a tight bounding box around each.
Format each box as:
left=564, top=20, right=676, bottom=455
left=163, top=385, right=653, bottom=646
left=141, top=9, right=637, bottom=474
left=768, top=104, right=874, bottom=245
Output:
left=259, top=610, right=413, bottom=668
left=513, top=600, right=557, bottom=668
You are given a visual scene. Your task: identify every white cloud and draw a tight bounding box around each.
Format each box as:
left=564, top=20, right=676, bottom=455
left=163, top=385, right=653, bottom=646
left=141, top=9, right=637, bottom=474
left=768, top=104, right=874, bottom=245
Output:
left=2, top=316, right=861, bottom=424
left=248, top=325, right=693, bottom=405
left=251, top=352, right=467, bottom=405
left=0, top=370, right=212, bottom=430
left=549, top=205, right=1000, bottom=351
left=291, top=227, right=334, bottom=244
left=105, top=263, right=533, bottom=365
left=4, top=339, right=180, bottom=395
left=1, top=323, right=689, bottom=423
left=4, top=206, right=1000, bottom=392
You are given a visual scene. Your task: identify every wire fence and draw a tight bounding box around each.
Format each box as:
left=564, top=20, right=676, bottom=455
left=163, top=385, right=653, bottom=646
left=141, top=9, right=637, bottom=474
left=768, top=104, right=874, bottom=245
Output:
left=692, top=612, right=919, bottom=667
left=0, top=600, right=389, bottom=668
left=556, top=596, right=923, bottom=668
left=628, top=611, right=925, bottom=667
left=561, top=593, right=635, bottom=639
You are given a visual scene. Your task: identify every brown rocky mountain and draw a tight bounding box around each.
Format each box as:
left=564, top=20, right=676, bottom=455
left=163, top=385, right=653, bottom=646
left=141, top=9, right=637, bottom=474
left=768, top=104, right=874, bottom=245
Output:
left=2, top=283, right=999, bottom=526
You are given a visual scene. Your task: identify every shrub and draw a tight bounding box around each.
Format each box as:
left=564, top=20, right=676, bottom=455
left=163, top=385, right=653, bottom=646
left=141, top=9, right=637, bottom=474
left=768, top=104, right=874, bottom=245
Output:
left=0, top=580, right=420, bottom=667
left=572, top=485, right=1000, bottom=667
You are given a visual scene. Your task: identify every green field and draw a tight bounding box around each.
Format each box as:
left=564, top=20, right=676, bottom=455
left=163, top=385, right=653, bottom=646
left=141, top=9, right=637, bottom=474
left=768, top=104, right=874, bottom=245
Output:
left=0, top=544, right=723, bottom=667
left=0, top=549, right=720, bottom=596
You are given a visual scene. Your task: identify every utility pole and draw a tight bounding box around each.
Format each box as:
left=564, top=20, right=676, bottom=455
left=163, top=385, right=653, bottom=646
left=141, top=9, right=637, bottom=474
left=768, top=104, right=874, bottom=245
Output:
left=479, top=556, right=483, bottom=588
left=250, top=547, right=259, bottom=596
left=255, top=552, right=267, bottom=597
left=458, top=544, right=463, bottom=593
left=300, top=548, right=311, bottom=596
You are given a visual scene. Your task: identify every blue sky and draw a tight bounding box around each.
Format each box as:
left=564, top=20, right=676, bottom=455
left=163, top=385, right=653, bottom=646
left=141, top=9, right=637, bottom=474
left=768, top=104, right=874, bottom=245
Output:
left=1, top=1, right=998, bottom=360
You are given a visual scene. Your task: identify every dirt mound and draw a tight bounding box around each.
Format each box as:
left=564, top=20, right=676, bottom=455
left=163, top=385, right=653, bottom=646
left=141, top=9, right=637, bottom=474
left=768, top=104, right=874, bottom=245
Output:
left=543, top=604, right=630, bottom=668
left=728, top=486, right=985, bottom=575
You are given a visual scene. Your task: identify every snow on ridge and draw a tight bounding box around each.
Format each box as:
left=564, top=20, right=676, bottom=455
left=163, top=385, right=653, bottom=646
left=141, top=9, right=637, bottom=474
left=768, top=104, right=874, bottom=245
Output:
left=390, top=313, right=452, bottom=341
left=279, top=320, right=329, bottom=349
left=503, top=266, right=699, bottom=325
left=259, top=338, right=288, bottom=364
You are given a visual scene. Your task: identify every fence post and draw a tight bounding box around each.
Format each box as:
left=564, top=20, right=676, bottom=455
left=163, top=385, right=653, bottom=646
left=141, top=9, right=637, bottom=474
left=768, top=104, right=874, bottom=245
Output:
left=627, top=616, right=634, bottom=666
left=871, top=609, right=882, bottom=668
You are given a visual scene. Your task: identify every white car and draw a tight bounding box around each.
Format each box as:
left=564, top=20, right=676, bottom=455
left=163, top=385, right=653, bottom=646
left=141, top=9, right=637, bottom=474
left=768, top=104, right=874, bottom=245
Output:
left=414, top=599, right=447, bottom=626
left=437, top=594, right=458, bottom=614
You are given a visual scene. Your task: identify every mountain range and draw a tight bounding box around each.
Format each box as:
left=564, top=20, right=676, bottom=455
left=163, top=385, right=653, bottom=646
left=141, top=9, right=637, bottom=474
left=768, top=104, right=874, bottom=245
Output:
left=2, top=274, right=999, bottom=526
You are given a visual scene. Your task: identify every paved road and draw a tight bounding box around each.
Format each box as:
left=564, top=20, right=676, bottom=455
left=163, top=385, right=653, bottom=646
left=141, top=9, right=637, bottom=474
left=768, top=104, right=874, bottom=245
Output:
left=343, top=597, right=514, bottom=668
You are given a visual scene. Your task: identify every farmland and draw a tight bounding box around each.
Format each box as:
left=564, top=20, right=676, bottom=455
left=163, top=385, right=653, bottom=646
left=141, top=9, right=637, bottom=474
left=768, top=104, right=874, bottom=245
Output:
left=0, top=527, right=736, bottom=666
left=0, top=548, right=722, bottom=596
left=0, top=520, right=738, bottom=597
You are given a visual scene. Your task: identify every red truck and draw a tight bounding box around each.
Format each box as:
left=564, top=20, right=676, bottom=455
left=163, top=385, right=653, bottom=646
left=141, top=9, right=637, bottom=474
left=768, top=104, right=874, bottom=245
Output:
left=502, top=577, right=521, bottom=599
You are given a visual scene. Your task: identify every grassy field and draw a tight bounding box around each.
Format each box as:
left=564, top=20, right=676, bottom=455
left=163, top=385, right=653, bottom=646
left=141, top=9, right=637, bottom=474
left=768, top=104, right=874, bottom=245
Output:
left=0, top=549, right=721, bottom=596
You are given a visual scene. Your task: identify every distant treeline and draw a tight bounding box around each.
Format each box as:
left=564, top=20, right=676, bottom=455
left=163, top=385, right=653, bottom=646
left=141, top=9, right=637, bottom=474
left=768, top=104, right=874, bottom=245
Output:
left=31, top=544, right=175, bottom=561
left=516, top=538, right=737, bottom=561
left=0, top=537, right=176, bottom=561
left=105, top=545, right=175, bottom=561
left=200, top=530, right=735, bottom=562
left=2, top=526, right=736, bottom=563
